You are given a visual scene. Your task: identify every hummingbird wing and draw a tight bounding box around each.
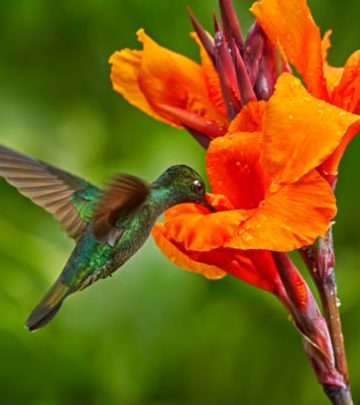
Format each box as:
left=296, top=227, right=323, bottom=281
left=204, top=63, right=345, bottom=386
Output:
left=92, top=174, right=149, bottom=245
left=0, top=145, right=100, bottom=240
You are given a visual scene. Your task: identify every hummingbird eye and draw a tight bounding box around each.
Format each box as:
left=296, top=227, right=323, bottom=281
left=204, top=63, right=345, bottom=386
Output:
left=192, top=179, right=204, bottom=194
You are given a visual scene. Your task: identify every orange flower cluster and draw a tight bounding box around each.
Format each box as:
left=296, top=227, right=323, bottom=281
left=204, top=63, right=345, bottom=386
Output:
left=109, top=0, right=360, bottom=297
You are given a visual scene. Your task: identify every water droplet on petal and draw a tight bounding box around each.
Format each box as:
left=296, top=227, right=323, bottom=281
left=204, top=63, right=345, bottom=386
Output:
left=336, top=297, right=341, bottom=308
left=269, top=183, right=280, bottom=193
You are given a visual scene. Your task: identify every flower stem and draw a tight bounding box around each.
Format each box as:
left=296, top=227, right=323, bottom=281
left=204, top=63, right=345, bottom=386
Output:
left=318, top=230, right=348, bottom=382
left=323, top=385, right=353, bottom=405
left=274, top=252, right=352, bottom=405
left=301, top=226, right=352, bottom=405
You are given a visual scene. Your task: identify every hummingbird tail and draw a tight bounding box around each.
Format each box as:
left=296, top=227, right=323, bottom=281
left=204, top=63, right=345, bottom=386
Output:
left=26, top=280, right=71, bottom=331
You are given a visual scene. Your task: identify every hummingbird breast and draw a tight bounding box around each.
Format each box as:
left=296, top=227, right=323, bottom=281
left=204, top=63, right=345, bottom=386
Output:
left=77, top=204, right=156, bottom=290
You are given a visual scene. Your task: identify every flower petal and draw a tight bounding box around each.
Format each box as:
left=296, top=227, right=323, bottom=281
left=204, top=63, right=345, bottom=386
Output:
left=206, top=132, right=266, bottom=209
left=109, top=48, right=164, bottom=121
left=191, top=33, right=227, bottom=117
left=322, top=31, right=344, bottom=94
left=152, top=223, right=226, bottom=280
left=164, top=193, right=234, bottom=222
left=152, top=223, right=281, bottom=292
left=331, top=50, right=360, bottom=114
left=321, top=121, right=360, bottom=174
left=251, top=0, right=328, bottom=100
left=224, top=170, right=336, bottom=251
left=109, top=29, right=227, bottom=131
left=164, top=207, right=248, bottom=251
left=261, top=74, right=360, bottom=184
left=228, top=100, right=265, bottom=133
left=164, top=171, right=336, bottom=252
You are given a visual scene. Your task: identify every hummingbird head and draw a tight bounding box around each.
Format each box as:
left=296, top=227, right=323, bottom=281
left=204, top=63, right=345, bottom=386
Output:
left=154, top=165, right=213, bottom=209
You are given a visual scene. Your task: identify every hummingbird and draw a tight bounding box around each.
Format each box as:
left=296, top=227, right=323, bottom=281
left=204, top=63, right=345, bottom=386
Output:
left=0, top=145, right=212, bottom=331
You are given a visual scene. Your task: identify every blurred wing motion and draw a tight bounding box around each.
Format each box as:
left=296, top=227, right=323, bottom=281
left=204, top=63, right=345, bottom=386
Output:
left=92, top=174, right=149, bottom=245
left=0, top=145, right=100, bottom=240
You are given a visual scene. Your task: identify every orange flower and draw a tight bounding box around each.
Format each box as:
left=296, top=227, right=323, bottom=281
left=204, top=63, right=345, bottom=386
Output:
left=109, top=1, right=356, bottom=394
left=152, top=73, right=359, bottom=292
left=110, top=0, right=360, bottom=293
left=109, top=2, right=276, bottom=143
left=251, top=0, right=360, bottom=174
left=109, top=29, right=228, bottom=140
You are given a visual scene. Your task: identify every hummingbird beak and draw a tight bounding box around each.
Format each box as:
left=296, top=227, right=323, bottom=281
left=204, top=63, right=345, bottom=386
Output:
left=200, top=197, right=217, bottom=213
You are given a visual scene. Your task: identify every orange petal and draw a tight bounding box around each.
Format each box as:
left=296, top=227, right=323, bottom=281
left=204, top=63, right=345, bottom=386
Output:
left=240, top=250, right=281, bottom=293
left=331, top=50, right=360, bottom=114
left=152, top=223, right=281, bottom=292
left=251, top=0, right=329, bottom=100
left=109, top=48, right=164, bottom=122
left=164, top=207, right=248, bottom=251
left=261, top=74, right=360, bottom=184
left=152, top=223, right=226, bottom=280
left=322, top=30, right=344, bottom=94
left=164, top=170, right=336, bottom=252
left=228, top=101, right=266, bottom=133
left=109, top=29, right=227, bottom=130
left=321, top=121, right=360, bottom=174
left=164, top=193, right=234, bottom=222
left=206, top=132, right=266, bottom=209
left=224, top=170, right=336, bottom=251
left=191, top=32, right=227, bottom=117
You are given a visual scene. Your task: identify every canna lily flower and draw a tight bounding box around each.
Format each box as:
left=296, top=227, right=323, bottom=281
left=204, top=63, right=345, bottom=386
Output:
left=110, top=0, right=360, bottom=174
left=109, top=0, right=284, bottom=145
left=110, top=0, right=359, bottom=397
left=110, top=0, right=360, bottom=293
left=151, top=72, right=359, bottom=294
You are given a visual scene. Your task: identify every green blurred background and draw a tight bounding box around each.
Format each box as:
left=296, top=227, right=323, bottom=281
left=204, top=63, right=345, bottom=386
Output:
left=0, top=0, right=359, bottom=404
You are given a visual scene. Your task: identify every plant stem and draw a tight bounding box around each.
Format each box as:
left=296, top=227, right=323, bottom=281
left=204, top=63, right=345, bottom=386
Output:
left=275, top=251, right=352, bottom=405
left=301, top=226, right=352, bottom=405
left=318, top=235, right=351, bottom=402
left=323, top=385, right=353, bottom=405
left=318, top=230, right=348, bottom=382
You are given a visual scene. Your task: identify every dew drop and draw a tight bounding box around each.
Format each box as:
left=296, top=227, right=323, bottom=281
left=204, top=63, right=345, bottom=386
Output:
left=336, top=297, right=341, bottom=308
left=269, top=183, right=280, bottom=193
left=288, top=114, right=294, bottom=120
left=243, top=233, right=253, bottom=241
